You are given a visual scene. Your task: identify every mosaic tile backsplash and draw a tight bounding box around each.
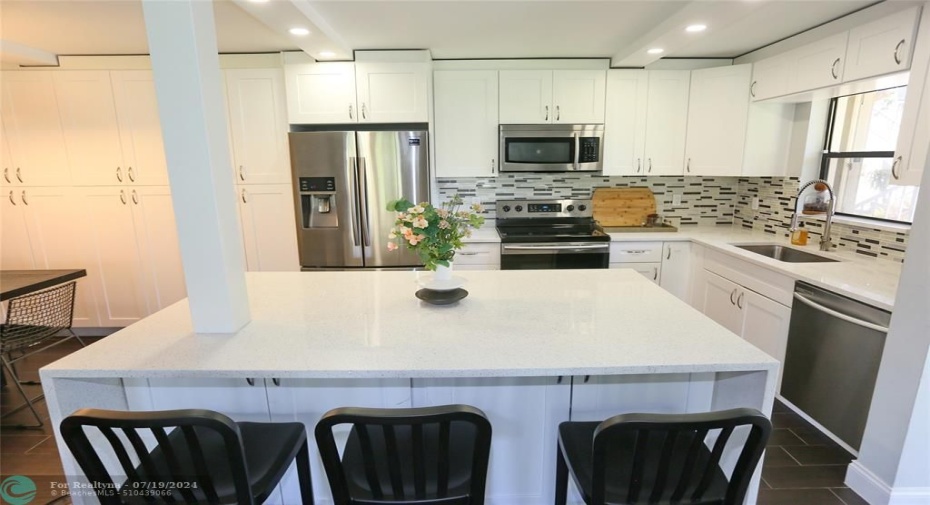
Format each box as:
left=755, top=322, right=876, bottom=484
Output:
left=437, top=174, right=740, bottom=227
left=437, top=174, right=910, bottom=262
left=734, top=177, right=909, bottom=262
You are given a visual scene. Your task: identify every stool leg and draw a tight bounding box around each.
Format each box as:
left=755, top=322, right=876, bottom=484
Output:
left=296, top=439, right=314, bottom=505
left=0, top=357, right=43, bottom=428
left=555, top=444, right=568, bottom=505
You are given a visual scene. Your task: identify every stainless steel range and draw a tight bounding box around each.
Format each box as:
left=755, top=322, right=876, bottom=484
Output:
left=496, top=199, right=610, bottom=270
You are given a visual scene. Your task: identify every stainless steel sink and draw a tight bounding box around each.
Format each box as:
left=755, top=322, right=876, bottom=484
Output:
left=734, top=244, right=839, bottom=263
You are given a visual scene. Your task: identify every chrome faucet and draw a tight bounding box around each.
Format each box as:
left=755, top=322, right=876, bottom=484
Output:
left=789, top=179, right=835, bottom=251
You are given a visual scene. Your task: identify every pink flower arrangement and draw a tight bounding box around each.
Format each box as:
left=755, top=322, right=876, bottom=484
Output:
left=385, top=195, right=485, bottom=271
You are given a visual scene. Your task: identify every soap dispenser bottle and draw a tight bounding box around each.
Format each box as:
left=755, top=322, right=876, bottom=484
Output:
left=791, top=223, right=809, bottom=246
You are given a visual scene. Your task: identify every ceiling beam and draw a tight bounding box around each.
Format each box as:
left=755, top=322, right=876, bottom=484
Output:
left=611, top=1, right=768, bottom=67
left=230, top=0, right=351, bottom=61
left=0, top=40, right=59, bottom=66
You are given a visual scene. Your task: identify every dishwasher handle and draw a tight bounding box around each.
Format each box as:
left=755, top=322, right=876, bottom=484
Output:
left=793, top=292, right=889, bottom=333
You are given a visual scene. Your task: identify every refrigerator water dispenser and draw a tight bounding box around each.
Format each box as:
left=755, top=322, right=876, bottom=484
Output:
left=299, top=177, right=338, bottom=228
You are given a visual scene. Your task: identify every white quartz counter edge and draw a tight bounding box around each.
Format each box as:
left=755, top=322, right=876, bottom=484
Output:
left=606, top=226, right=900, bottom=311
left=462, top=221, right=501, bottom=243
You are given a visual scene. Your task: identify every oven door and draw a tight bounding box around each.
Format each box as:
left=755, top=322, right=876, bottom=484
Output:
left=500, top=242, right=609, bottom=270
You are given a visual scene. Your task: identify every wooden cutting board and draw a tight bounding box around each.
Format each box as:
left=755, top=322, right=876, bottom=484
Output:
left=592, top=188, right=657, bottom=227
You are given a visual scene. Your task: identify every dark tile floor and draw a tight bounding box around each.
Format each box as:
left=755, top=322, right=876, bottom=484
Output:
left=758, top=401, right=869, bottom=505
left=2, top=339, right=872, bottom=505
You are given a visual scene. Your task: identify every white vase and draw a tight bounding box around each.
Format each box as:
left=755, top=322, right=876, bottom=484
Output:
left=433, top=262, right=453, bottom=282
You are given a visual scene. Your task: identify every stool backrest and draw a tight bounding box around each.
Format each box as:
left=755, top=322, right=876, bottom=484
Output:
left=2, top=281, right=76, bottom=354
left=591, top=408, right=771, bottom=505
left=315, top=404, right=492, bottom=505
left=60, top=408, right=254, bottom=505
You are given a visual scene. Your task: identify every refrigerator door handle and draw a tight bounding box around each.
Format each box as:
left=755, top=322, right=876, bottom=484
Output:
left=348, top=157, right=361, bottom=246
left=358, top=157, right=372, bottom=247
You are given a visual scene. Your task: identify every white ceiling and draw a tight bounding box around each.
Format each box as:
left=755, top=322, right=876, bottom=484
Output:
left=0, top=0, right=885, bottom=64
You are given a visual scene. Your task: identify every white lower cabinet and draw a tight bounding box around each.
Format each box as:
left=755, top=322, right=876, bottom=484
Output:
left=659, top=242, right=692, bottom=303
left=609, top=241, right=663, bottom=284
left=237, top=184, right=300, bottom=272
left=131, top=186, right=186, bottom=311
left=412, top=377, right=570, bottom=505
left=610, top=262, right=661, bottom=283
left=698, top=270, right=791, bottom=391
left=455, top=242, right=501, bottom=270
left=1, top=189, right=35, bottom=270
left=266, top=378, right=412, bottom=505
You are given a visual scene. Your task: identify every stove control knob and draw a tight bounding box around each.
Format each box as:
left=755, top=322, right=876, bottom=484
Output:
left=502, top=205, right=511, bottom=212
left=566, top=205, right=575, bottom=212
left=578, top=204, right=587, bottom=211
left=515, top=205, right=523, bottom=212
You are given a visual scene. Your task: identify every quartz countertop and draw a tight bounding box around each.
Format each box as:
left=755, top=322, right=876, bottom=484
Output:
left=462, top=221, right=501, bottom=243
left=41, top=270, right=776, bottom=379
left=603, top=225, right=901, bottom=311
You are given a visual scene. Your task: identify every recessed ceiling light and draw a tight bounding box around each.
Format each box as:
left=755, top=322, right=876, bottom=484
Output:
left=647, top=48, right=664, bottom=55
left=686, top=24, right=707, bottom=33
left=319, top=51, right=336, bottom=58
left=289, top=27, right=311, bottom=36
left=247, top=0, right=269, bottom=3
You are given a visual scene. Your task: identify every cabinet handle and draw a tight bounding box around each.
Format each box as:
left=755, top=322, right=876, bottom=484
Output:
left=241, top=188, right=248, bottom=203
left=116, top=167, right=123, bottom=182
left=648, top=158, right=653, bottom=173
left=555, top=105, right=560, bottom=121
left=891, top=156, right=902, bottom=180
left=15, top=167, right=23, bottom=183
left=557, top=376, right=563, bottom=384
left=730, top=288, right=737, bottom=305
left=831, top=58, right=841, bottom=80
left=3, top=168, right=9, bottom=183
left=20, top=190, right=27, bottom=205
left=272, top=378, right=281, bottom=386
left=737, top=291, right=745, bottom=309
left=894, top=39, right=906, bottom=65
left=750, top=81, right=757, bottom=98
left=239, top=165, right=245, bottom=181
left=8, top=190, right=15, bottom=206
left=686, top=158, right=691, bottom=173
left=119, top=190, right=127, bottom=205
left=131, top=189, right=139, bottom=205
left=127, top=166, right=135, bottom=182
left=348, top=104, right=354, bottom=120
left=361, top=103, right=367, bottom=120
left=653, top=267, right=658, bottom=281
left=545, top=105, right=549, bottom=121
left=666, top=248, right=671, bottom=260
left=636, top=158, right=641, bottom=173
left=583, top=375, right=590, bottom=383
left=490, top=158, right=495, bottom=174
left=246, top=378, right=255, bottom=386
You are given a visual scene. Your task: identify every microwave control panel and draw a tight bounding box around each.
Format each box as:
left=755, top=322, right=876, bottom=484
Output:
left=579, top=138, right=600, bottom=163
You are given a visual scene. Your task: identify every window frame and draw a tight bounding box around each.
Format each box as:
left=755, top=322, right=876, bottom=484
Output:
left=819, top=88, right=913, bottom=225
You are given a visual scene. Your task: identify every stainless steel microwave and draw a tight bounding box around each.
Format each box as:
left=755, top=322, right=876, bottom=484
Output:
left=499, top=124, right=604, bottom=173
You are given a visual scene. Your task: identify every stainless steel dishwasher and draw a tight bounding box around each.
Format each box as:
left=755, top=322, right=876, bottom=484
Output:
left=781, top=281, right=890, bottom=451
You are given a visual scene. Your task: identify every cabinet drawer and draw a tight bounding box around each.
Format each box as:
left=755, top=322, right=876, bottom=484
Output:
left=610, top=262, right=661, bottom=283
left=704, top=249, right=794, bottom=306
left=455, top=242, right=501, bottom=265
left=609, top=241, right=663, bottom=263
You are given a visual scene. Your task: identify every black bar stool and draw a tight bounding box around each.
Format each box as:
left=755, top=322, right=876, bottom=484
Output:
left=60, top=408, right=314, bottom=504
left=314, top=404, right=492, bottom=505
left=555, top=408, right=771, bottom=505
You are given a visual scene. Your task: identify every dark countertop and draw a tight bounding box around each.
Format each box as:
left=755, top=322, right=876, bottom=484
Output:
left=0, top=269, right=87, bottom=301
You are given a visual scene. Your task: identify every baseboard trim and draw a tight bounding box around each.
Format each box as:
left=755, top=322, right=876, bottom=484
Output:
left=890, top=488, right=930, bottom=505
left=847, top=461, right=892, bottom=505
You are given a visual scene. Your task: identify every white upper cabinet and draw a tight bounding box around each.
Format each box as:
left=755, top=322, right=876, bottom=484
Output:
left=845, top=7, right=920, bottom=82
left=237, top=184, right=300, bottom=272
left=53, top=71, right=126, bottom=187
left=225, top=69, right=291, bottom=184
left=685, top=65, right=751, bottom=177
left=892, top=6, right=930, bottom=187
left=741, top=102, right=796, bottom=177
left=603, top=70, right=648, bottom=176
left=552, top=70, right=607, bottom=123
left=284, top=61, right=429, bottom=124
left=0, top=72, right=71, bottom=187
left=110, top=71, right=169, bottom=186
left=499, top=70, right=553, bottom=124
left=0, top=123, right=12, bottom=188
left=750, top=54, right=792, bottom=101
left=790, top=32, right=848, bottom=92
left=643, top=70, right=690, bottom=176
left=433, top=70, right=499, bottom=178
left=499, top=69, right=606, bottom=124
left=285, top=62, right=357, bottom=124
left=355, top=62, right=430, bottom=123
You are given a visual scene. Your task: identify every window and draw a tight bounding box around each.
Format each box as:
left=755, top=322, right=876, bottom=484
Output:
left=821, top=87, right=919, bottom=224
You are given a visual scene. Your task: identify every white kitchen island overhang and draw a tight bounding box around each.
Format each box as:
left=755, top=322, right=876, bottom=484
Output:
left=42, top=270, right=779, bottom=505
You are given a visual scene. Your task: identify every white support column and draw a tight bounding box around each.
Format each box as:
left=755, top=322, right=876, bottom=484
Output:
left=142, top=0, right=250, bottom=333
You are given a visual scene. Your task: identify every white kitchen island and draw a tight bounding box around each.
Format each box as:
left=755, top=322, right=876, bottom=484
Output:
left=42, top=269, right=778, bottom=505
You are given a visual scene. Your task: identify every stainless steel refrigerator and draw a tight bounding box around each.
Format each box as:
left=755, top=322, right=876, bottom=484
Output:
left=289, top=129, right=429, bottom=269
